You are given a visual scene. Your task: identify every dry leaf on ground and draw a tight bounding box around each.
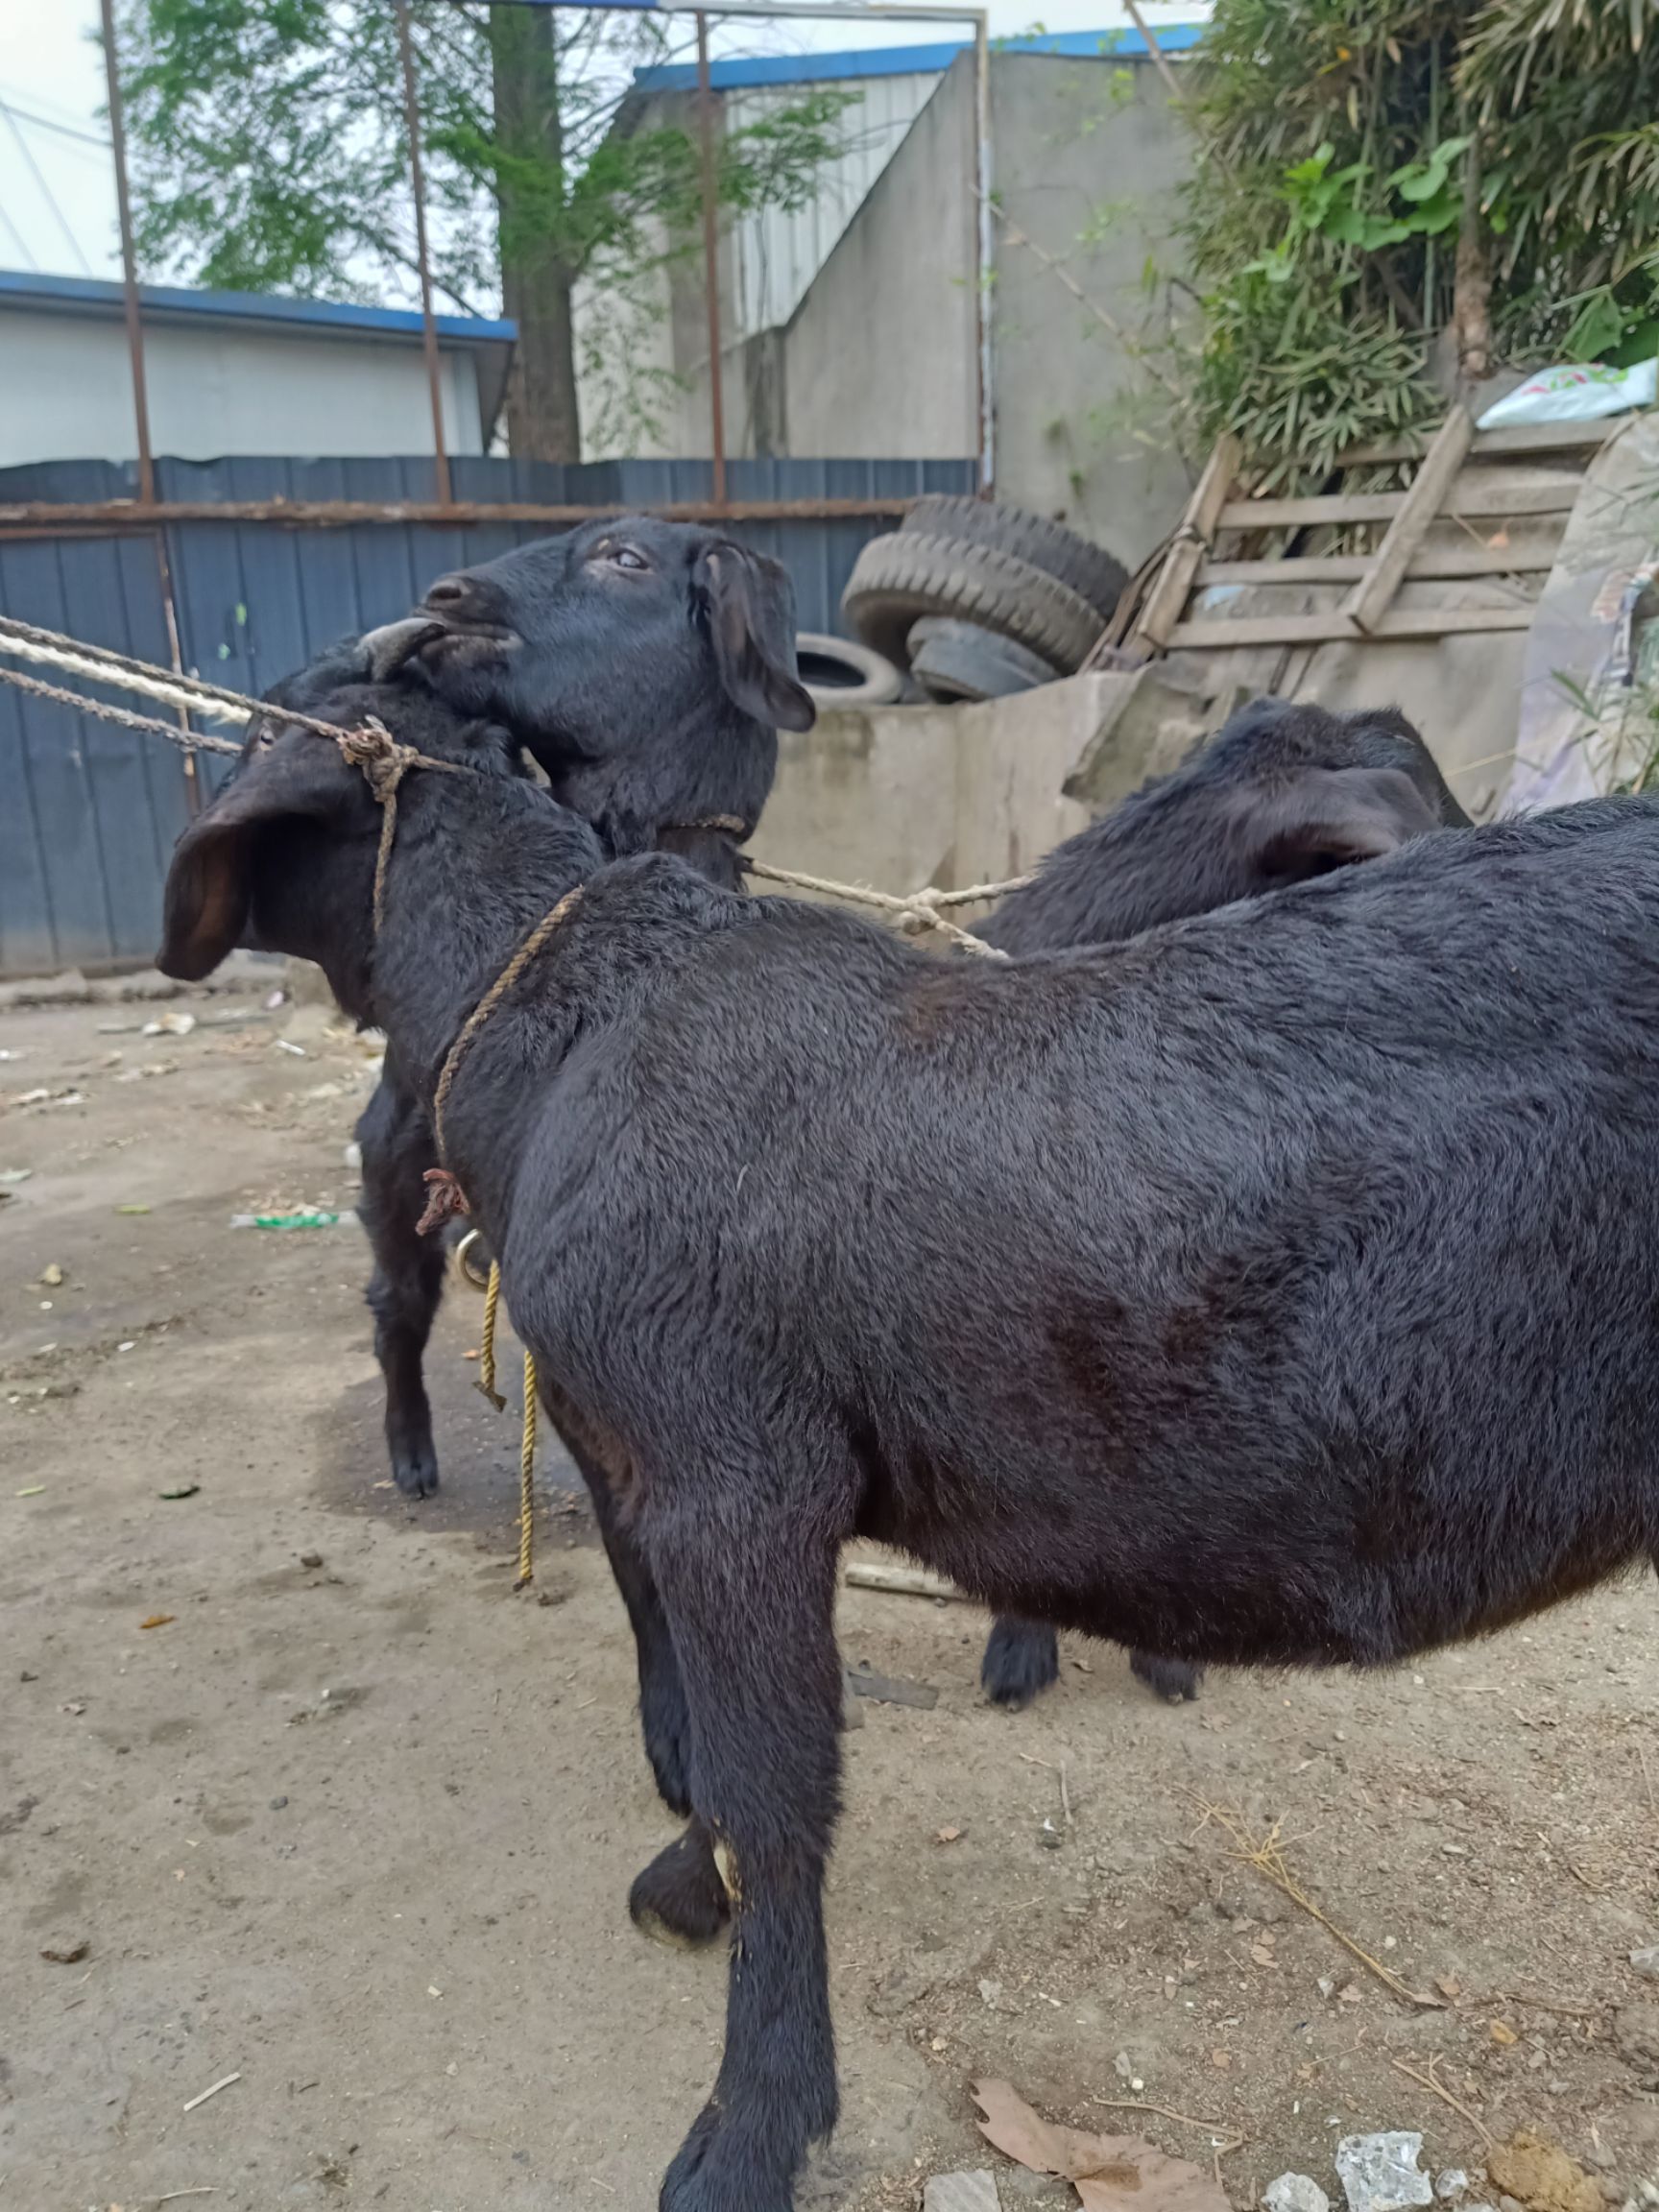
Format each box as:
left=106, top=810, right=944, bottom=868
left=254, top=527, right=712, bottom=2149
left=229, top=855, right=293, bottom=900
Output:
left=1486, top=2129, right=1599, bottom=2212
left=973, top=2080, right=1230, bottom=2212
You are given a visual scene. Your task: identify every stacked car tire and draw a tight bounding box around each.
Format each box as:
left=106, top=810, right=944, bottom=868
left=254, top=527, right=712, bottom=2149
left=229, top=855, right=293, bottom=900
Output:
left=837, top=496, right=1129, bottom=706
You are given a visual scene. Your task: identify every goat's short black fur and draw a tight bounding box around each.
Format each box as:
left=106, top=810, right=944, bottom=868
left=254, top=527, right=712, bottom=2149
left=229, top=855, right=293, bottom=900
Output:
left=161, top=673, right=1659, bottom=2211
left=322, top=517, right=809, bottom=1502
left=975, top=696, right=1471, bottom=1710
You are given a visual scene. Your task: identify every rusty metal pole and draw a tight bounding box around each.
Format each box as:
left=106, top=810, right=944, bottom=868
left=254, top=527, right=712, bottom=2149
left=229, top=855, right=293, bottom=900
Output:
left=695, top=12, right=728, bottom=511
left=395, top=0, right=454, bottom=508
left=99, top=0, right=156, bottom=508
left=973, top=9, right=993, bottom=495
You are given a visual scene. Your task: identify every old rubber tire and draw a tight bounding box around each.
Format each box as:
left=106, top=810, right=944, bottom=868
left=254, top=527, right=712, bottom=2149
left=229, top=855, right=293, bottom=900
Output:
left=792, top=631, right=903, bottom=709
left=902, top=495, right=1130, bottom=623
left=842, top=532, right=1100, bottom=674
left=908, top=617, right=1058, bottom=703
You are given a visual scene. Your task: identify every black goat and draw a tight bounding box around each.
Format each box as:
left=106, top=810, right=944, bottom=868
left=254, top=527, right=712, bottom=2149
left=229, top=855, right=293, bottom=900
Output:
left=976, top=695, right=1471, bottom=1710
left=161, top=681, right=1659, bottom=2212
left=341, top=517, right=810, bottom=1516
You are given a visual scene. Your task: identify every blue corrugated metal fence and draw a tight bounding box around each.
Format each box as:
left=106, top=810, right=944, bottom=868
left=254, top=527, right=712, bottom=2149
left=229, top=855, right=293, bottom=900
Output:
left=0, top=452, right=972, bottom=978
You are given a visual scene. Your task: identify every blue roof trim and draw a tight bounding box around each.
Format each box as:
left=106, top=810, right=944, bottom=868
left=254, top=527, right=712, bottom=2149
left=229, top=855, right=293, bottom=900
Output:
left=0, top=268, right=516, bottom=346
left=634, top=21, right=1202, bottom=93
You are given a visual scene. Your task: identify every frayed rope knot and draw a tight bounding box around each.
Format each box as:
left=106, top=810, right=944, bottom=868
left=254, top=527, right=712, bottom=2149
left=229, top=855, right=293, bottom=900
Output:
left=416, top=1166, right=471, bottom=1238
left=337, top=716, right=420, bottom=799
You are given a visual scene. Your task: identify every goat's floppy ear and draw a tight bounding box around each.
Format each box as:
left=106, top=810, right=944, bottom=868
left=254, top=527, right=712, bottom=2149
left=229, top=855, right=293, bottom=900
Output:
left=156, top=731, right=354, bottom=981
left=1246, top=763, right=1442, bottom=882
left=693, top=541, right=815, bottom=733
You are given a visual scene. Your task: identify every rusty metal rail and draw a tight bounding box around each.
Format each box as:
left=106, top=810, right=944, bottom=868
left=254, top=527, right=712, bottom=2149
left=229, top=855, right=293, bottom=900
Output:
left=0, top=496, right=923, bottom=531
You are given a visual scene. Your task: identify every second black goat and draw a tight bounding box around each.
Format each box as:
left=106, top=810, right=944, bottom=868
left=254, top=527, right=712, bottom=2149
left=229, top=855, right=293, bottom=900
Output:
left=975, top=694, right=1471, bottom=1710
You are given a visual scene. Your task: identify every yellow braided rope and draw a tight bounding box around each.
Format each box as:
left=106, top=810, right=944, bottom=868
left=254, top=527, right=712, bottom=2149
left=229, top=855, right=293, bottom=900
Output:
left=517, top=1350, right=538, bottom=1589
left=475, top=1259, right=507, bottom=1411
left=472, top=1257, right=534, bottom=1584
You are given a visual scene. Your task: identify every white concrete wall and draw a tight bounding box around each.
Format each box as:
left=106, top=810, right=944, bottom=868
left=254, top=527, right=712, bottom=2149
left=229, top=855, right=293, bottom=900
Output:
left=990, top=53, right=1194, bottom=564
left=780, top=54, right=979, bottom=461
left=0, top=311, right=484, bottom=467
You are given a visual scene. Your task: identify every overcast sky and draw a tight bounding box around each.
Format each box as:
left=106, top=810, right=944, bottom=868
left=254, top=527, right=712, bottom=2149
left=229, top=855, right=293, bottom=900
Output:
left=0, top=0, right=1206, bottom=293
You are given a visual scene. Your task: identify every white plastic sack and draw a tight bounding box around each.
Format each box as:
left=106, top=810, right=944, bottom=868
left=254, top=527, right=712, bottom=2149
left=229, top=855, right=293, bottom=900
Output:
left=1477, top=357, right=1657, bottom=429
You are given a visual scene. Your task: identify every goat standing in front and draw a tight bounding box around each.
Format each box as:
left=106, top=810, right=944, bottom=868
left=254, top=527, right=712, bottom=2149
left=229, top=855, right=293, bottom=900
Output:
left=975, top=695, right=1472, bottom=1710
left=159, top=684, right=1659, bottom=2212
left=346, top=516, right=809, bottom=1506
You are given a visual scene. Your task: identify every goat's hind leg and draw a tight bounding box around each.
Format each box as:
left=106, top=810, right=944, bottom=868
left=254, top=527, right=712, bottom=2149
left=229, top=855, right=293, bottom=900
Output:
left=980, top=1617, right=1202, bottom=1707
left=981, top=1616, right=1060, bottom=1709
left=356, top=1073, right=446, bottom=1499
left=1131, top=1649, right=1204, bottom=1702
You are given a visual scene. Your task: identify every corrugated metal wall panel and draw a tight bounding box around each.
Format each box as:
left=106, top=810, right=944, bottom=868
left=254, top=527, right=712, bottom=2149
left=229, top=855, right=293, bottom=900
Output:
left=0, top=529, right=189, bottom=977
left=726, top=73, right=942, bottom=339
left=0, top=452, right=973, bottom=977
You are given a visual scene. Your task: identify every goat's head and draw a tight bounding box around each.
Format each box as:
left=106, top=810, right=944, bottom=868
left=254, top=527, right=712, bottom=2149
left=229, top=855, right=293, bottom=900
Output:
left=991, top=696, right=1462, bottom=954
left=361, top=517, right=813, bottom=848
left=155, top=667, right=528, bottom=1015
left=1195, top=695, right=1469, bottom=858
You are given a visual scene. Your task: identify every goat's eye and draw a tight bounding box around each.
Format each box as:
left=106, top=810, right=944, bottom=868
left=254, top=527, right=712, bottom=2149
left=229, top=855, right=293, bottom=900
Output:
left=611, top=546, right=648, bottom=572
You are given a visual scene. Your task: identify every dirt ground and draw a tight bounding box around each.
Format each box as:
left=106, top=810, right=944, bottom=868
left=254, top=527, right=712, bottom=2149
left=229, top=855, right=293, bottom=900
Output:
left=3, top=982, right=1658, bottom=2212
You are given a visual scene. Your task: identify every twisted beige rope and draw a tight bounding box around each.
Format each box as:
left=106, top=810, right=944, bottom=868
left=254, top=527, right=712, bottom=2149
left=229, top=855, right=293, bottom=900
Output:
left=0, top=613, right=365, bottom=742
left=0, top=613, right=1035, bottom=956
left=0, top=661, right=244, bottom=755
left=743, top=856, right=1030, bottom=958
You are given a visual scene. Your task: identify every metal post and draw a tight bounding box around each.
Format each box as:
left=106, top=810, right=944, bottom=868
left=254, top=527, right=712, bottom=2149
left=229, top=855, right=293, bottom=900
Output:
left=695, top=12, right=729, bottom=511
left=99, top=0, right=156, bottom=508
left=973, top=10, right=993, bottom=495
left=396, top=0, right=454, bottom=508
left=151, top=530, right=200, bottom=816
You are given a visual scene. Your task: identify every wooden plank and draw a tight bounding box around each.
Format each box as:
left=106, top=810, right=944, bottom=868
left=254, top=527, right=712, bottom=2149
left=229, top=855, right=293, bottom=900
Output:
left=1219, top=478, right=1579, bottom=530
left=1340, top=418, right=1621, bottom=467
left=844, top=1561, right=965, bottom=1601
left=1132, top=432, right=1240, bottom=651
left=1344, top=405, right=1475, bottom=634
left=1201, top=542, right=1561, bottom=586
left=1169, top=605, right=1535, bottom=649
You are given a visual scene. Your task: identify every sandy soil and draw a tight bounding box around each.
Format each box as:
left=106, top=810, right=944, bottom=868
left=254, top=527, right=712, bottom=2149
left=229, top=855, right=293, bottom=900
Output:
left=2, top=989, right=1657, bottom=2212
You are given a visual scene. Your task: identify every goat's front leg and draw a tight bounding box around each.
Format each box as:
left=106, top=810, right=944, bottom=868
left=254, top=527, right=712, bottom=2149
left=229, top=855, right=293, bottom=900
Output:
left=356, top=1072, right=446, bottom=1499
left=651, top=1505, right=843, bottom=2211
left=571, top=1444, right=699, bottom=1817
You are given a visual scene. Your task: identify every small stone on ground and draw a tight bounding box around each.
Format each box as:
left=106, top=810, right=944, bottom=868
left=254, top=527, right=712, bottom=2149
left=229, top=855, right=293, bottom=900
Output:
left=925, top=2175, right=1001, bottom=2212
left=1337, top=2133, right=1434, bottom=2212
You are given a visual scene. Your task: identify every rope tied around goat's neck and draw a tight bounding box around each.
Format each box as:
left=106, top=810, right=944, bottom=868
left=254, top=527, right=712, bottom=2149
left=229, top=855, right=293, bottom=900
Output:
left=416, top=881, right=586, bottom=1238
left=332, top=716, right=471, bottom=939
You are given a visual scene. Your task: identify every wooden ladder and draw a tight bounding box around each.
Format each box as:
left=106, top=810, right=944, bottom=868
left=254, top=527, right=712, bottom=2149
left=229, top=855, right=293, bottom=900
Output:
left=1113, top=412, right=1620, bottom=658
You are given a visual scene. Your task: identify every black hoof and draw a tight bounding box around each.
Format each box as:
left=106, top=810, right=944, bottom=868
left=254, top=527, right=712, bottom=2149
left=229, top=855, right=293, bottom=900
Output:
left=661, top=2098, right=819, bottom=2211
left=980, top=1617, right=1060, bottom=1711
left=391, top=1446, right=440, bottom=1500
left=629, top=1827, right=731, bottom=1950
left=1130, top=1649, right=1202, bottom=1703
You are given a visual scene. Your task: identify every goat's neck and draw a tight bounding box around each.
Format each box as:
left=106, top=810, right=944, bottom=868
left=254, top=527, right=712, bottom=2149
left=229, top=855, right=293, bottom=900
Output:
left=370, top=771, right=595, bottom=1131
